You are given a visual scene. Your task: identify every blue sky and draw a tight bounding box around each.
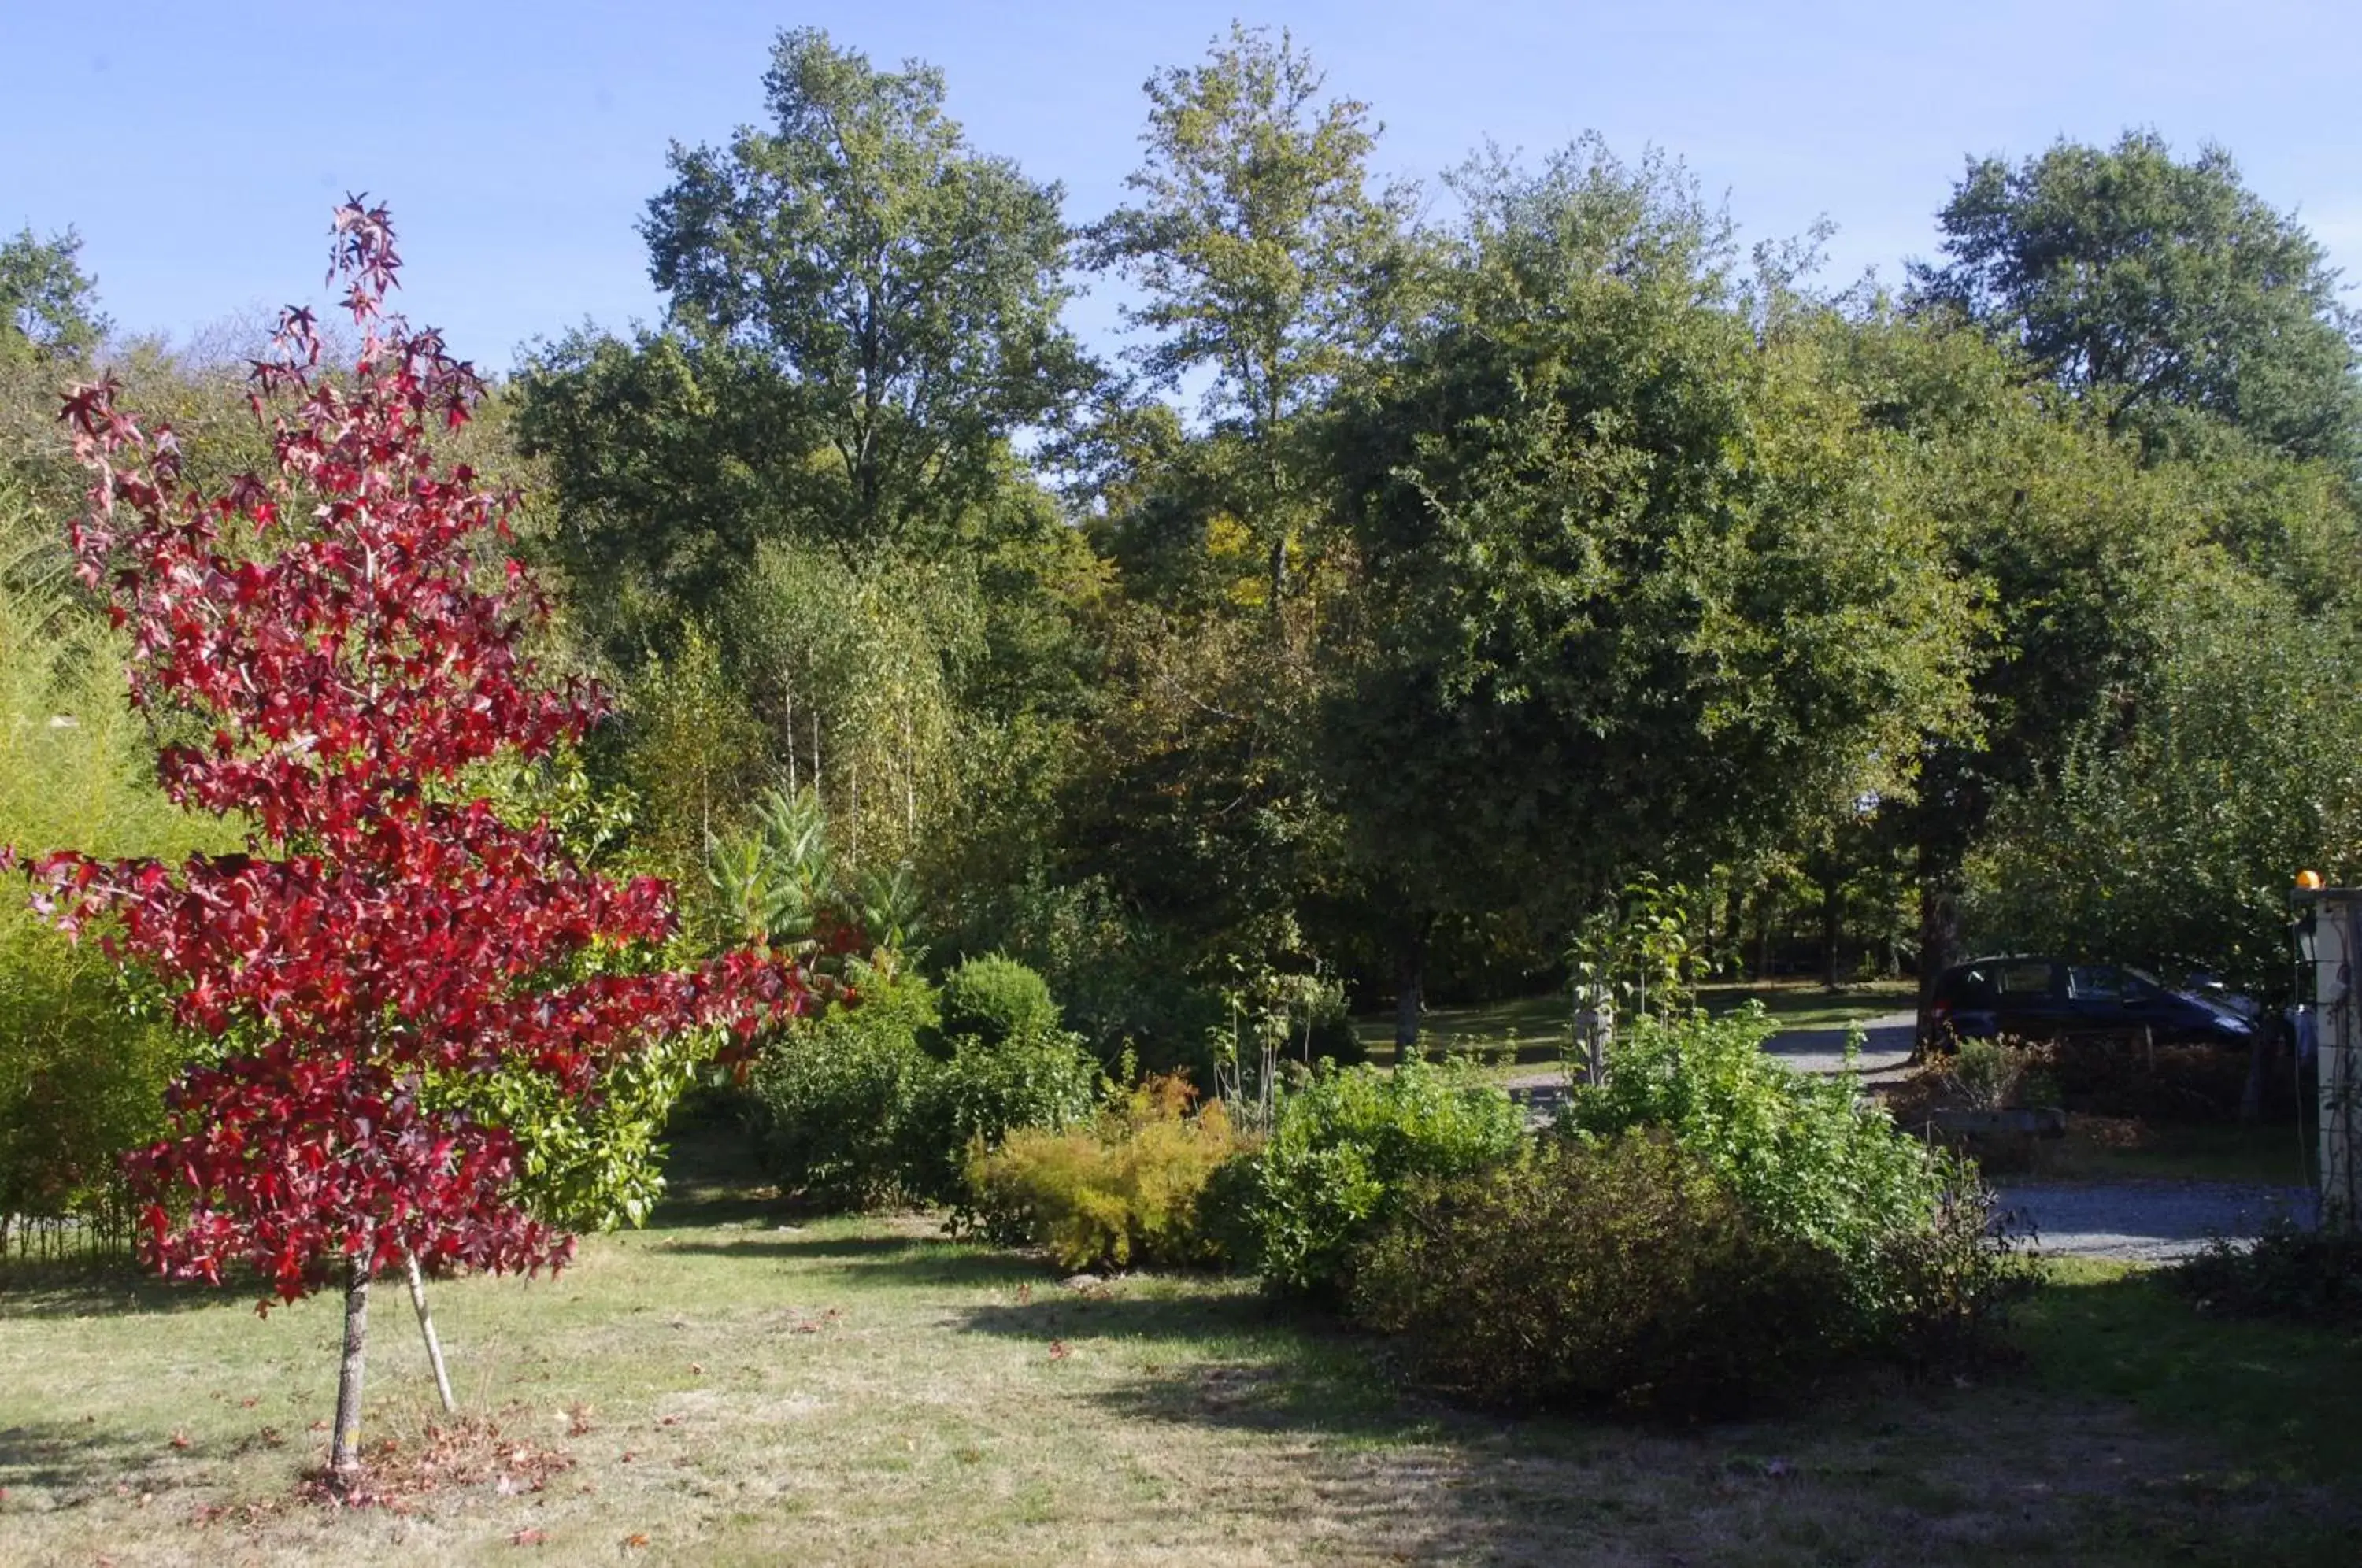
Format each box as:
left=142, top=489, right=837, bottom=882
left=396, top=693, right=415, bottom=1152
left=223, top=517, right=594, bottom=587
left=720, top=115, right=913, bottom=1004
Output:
left=6, top=1, right=2359, bottom=372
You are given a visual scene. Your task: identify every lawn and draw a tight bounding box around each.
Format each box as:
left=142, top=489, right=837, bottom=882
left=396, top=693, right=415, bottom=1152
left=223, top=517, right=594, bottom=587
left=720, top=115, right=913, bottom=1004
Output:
left=2032, top=1116, right=2323, bottom=1187
left=1357, top=979, right=1916, bottom=1074
left=5, top=1127, right=2358, bottom=1566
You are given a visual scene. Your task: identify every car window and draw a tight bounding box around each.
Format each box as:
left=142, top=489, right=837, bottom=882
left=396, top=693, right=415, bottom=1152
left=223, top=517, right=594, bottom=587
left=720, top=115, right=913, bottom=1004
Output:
left=1997, top=961, right=2055, bottom=997
left=1942, top=966, right=1997, bottom=1006
left=2068, top=966, right=2123, bottom=1002
left=2123, top=972, right=2162, bottom=1004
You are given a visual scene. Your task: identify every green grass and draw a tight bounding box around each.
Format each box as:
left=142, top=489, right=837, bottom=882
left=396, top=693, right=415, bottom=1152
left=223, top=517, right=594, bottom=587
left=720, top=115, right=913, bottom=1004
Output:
left=2036, top=1118, right=2322, bottom=1187
left=1357, top=980, right=1916, bottom=1074
left=2, top=1130, right=2356, bottom=1565
left=2026, top=1257, right=2362, bottom=1481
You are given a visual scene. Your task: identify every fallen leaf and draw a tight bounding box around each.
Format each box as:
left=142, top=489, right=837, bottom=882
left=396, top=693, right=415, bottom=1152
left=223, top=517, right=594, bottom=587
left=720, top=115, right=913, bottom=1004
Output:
left=168, top=1431, right=191, bottom=1451
left=509, top=1527, right=546, bottom=1546
left=239, top=1397, right=260, bottom=1409
left=1048, top=1341, right=1072, bottom=1361
left=688, top=1362, right=704, bottom=1376
left=624, top=1533, right=650, bottom=1550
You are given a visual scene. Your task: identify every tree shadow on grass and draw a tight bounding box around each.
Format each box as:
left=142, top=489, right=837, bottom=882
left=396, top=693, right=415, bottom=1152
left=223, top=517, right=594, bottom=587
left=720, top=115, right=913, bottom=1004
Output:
left=955, top=1288, right=1431, bottom=1437
left=957, top=1289, right=1642, bottom=1562
left=0, top=1267, right=246, bottom=1319
left=0, top=1417, right=187, bottom=1503
left=656, top=1231, right=1046, bottom=1290
left=957, top=1284, right=1312, bottom=1346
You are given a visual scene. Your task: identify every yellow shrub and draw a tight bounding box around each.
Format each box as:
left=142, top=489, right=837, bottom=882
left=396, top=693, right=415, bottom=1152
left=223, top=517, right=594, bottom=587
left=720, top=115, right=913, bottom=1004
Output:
left=964, top=1076, right=1253, bottom=1271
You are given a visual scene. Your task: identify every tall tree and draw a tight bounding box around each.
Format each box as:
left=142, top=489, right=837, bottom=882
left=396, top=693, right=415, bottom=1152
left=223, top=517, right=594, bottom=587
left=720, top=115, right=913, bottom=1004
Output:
left=12, top=204, right=806, bottom=1486
left=640, top=28, right=1091, bottom=551
left=1970, top=567, right=2362, bottom=1001
left=1909, top=131, right=2362, bottom=464
left=0, top=226, right=108, bottom=365
left=1325, top=146, right=1976, bottom=1045
left=512, top=328, right=807, bottom=642
left=1086, top=21, right=1412, bottom=608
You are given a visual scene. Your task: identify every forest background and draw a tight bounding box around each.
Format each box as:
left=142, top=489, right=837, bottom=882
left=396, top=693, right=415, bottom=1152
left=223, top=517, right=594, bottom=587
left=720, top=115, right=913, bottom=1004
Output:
left=7, top=13, right=2362, bottom=1225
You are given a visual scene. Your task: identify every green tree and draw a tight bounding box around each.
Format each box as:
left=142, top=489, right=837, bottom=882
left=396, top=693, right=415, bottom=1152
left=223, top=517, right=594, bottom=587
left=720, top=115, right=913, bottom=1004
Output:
left=1909, top=131, right=2362, bottom=464
left=1970, top=568, right=2362, bottom=1001
left=0, top=479, right=228, bottom=1228
left=0, top=227, right=107, bottom=365
left=616, top=623, right=772, bottom=894
left=512, top=328, right=807, bottom=646
left=1825, top=299, right=2362, bottom=1019
left=642, top=28, right=1092, bottom=551
left=1324, top=145, right=1976, bottom=1045
left=1086, top=21, right=1413, bottom=609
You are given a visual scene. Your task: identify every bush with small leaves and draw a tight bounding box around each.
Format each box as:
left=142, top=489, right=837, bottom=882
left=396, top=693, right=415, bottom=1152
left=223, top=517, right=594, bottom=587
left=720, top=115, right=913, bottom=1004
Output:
left=2173, top=1217, right=2362, bottom=1325
left=898, top=1021, right=1101, bottom=1206
left=748, top=963, right=937, bottom=1208
left=962, top=1076, right=1249, bottom=1270
left=1223, top=1060, right=1525, bottom=1300
left=1353, top=1132, right=1849, bottom=1416
left=935, top=953, right=1059, bottom=1049
left=1568, top=1010, right=1943, bottom=1285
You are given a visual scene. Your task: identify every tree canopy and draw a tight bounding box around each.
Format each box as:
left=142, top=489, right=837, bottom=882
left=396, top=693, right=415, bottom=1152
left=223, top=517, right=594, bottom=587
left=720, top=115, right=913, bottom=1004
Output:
left=0, top=226, right=107, bottom=365
left=1910, top=131, right=2362, bottom=465
left=642, top=27, right=1093, bottom=550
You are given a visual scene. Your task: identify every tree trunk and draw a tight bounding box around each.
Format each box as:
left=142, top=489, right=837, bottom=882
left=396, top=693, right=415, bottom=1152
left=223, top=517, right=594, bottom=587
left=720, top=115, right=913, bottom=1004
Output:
left=1394, top=915, right=1434, bottom=1059
left=1820, top=864, right=1845, bottom=989
left=1914, top=860, right=1961, bottom=1056
left=405, top=1251, right=457, bottom=1415
left=329, top=1256, right=372, bottom=1483
left=1719, top=882, right=1746, bottom=978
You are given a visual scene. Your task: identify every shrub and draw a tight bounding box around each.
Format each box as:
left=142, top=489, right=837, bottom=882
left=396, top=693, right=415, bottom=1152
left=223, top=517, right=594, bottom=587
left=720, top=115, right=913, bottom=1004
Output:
left=746, top=963, right=937, bottom=1209
left=1565, top=1008, right=2032, bottom=1344
left=2020, top=1034, right=2264, bottom=1123
left=935, top=954, right=1058, bottom=1049
left=2172, top=1217, right=2362, bottom=1325
left=1568, top=1010, right=1944, bottom=1275
left=1222, top=1060, right=1525, bottom=1300
left=1941, top=1037, right=2033, bottom=1111
left=1867, top=1178, right=2040, bottom=1362
left=964, top=1077, right=1250, bottom=1270
left=1352, top=1132, right=1849, bottom=1416
left=898, top=1022, right=1101, bottom=1206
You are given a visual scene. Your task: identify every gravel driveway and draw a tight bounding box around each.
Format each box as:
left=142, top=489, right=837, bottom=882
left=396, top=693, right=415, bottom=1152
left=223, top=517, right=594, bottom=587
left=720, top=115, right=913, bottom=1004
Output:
left=1994, top=1180, right=2316, bottom=1263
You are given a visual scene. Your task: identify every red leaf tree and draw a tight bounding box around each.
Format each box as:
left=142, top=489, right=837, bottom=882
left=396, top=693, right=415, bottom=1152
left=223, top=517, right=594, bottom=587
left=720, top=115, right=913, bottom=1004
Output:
left=17, top=200, right=809, bottom=1483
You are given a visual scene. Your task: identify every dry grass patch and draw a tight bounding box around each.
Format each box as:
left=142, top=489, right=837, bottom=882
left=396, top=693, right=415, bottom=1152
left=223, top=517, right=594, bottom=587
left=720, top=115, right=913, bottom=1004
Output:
left=3, top=1152, right=2358, bottom=1565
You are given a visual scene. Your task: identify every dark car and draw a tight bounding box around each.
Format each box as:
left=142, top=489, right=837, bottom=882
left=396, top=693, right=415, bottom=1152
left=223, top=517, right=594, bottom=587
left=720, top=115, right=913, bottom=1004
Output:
left=1923, top=956, right=2257, bottom=1049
